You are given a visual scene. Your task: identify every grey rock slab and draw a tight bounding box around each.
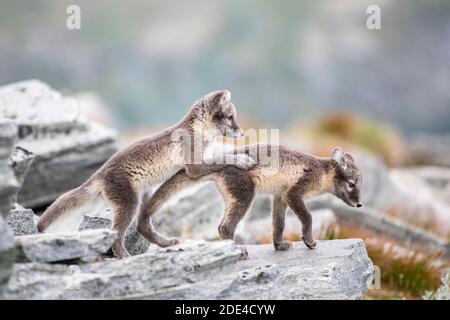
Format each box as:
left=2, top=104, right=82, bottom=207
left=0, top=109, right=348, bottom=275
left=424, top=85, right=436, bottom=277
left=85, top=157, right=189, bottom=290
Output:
left=0, top=80, right=78, bottom=129
left=14, top=229, right=117, bottom=263
left=0, top=80, right=118, bottom=208
left=16, top=122, right=117, bottom=208
left=2, top=239, right=373, bottom=300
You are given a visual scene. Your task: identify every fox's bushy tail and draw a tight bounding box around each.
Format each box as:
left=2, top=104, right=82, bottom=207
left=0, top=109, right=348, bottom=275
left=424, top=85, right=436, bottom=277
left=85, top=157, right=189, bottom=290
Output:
left=37, top=179, right=101, bottom=232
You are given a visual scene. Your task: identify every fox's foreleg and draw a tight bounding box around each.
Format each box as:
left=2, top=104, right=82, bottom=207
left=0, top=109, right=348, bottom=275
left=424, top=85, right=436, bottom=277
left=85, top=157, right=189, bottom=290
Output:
left=286, top=189, right=316, bottom=249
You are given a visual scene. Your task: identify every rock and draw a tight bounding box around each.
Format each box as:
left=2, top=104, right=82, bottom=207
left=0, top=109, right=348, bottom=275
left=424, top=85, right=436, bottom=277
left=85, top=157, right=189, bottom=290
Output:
left=405, top=166, right=450, bottom=205
left=0, top=120, right=20, bottom=216
left=0, top=80, right=79, bottom=129
left=0, top=80, right=118, bottom=208
left=381, top=168, right=450, bottom=236
left=0, top=216, right=15, bottom=289
left=9, top=146, right=34, bottom=186
left=79, top=208, right=149, bottom=256
left=6, top=203, right=38, bottom=236
left=2, top=239, right=373, bottom=300
left=0, top=120, right=21, bottom=291
left=15, top=229, right=117, bottom=263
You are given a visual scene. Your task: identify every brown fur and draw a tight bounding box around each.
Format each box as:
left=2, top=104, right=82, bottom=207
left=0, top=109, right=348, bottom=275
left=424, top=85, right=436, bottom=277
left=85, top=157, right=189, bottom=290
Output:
left=37, top=90, right=255, bottom=258
left=142, top=144, right=363, bottom=251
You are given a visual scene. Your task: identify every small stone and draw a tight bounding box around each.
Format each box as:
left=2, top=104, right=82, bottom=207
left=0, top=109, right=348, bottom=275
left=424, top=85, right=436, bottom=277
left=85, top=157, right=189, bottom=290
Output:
left=79, top=208, right=149, bottom=256
left=6, top=203, right=37, bottom=236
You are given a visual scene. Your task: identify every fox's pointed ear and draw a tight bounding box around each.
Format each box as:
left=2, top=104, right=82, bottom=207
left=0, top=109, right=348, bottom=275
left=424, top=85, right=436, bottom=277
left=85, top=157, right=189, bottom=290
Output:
left=331, top=147, right=347, bottom=169
left=344, top=152, right=355, bottom=163
left=210, top=90, right=231, bottom=110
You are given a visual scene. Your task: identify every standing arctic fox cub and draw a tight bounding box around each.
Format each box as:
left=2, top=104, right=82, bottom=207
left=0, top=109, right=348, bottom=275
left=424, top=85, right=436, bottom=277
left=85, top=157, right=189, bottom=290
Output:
left=139, top=145, right=362, bottom=252
left=37, top=90, right=255, bottom=258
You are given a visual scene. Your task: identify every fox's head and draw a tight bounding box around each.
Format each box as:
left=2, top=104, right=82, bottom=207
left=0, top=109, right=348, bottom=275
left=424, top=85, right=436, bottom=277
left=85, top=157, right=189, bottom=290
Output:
left=330, top=148, right=363, bottom=208
left=190, top=90, right=243, bottom=139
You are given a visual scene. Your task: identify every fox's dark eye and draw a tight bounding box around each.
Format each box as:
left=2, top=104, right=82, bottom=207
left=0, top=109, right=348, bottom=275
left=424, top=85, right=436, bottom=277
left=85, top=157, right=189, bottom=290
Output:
left=226, top=115, right=233, bottom=120
left=348, top=181, right=355, bottom=188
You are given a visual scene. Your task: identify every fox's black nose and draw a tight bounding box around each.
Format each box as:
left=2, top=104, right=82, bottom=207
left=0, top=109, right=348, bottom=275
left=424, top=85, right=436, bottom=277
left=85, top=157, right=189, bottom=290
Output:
left=356, top=203, right=362, bottom=208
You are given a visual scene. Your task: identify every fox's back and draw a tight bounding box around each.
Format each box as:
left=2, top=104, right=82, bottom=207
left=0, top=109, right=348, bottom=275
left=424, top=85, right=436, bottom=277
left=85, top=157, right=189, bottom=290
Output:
left=96, top=131, right=181, bottom=185
left=232, top=144, right=321, bottom=194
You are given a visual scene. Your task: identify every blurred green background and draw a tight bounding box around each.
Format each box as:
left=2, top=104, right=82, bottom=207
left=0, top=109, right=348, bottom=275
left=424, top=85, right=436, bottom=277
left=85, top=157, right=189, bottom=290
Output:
left=1, top=0, right=450, bottom=134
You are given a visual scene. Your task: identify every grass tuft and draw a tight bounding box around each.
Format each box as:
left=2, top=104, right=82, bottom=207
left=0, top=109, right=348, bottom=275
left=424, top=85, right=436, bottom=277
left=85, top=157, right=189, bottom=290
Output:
left=325, top=223, right=447, bottom=298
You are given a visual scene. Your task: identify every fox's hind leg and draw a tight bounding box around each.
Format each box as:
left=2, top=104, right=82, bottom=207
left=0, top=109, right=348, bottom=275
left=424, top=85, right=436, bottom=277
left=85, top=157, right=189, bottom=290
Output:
left=216, top=167, right=255, bottom=259
left=101, top=176, right=139, bottom=258
left=138, top=194, right=180, bottom=248
left=137, top=170, right=195, bottom=247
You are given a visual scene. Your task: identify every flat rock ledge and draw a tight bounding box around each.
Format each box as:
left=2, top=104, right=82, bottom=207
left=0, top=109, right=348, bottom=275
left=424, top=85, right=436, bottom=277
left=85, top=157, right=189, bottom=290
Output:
left=14, top=229, right=117, bottom=263
left=2, top=238, right=373, bottom=300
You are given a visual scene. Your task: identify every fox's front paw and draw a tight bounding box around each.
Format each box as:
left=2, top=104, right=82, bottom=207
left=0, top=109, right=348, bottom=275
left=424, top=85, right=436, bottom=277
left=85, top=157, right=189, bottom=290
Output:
left=234, top=154, right=256, bottom=170
left=302, top=237, right=317, bottom=249
left=274, top=240, right=293, bottom=251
